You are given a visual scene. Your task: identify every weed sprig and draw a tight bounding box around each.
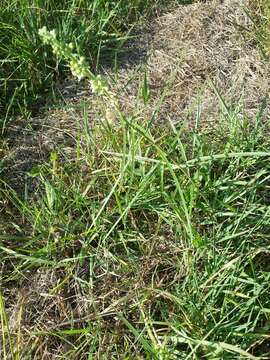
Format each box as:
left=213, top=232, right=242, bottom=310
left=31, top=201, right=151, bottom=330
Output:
left=39, top=26, right=108, bottom=95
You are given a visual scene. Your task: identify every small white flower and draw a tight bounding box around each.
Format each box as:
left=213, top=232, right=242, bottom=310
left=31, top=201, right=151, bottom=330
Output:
left=49, top=29, right=56, bottom=39
left=90, top=75, right=108, bottom=95
left=38, top=26, right=47, bottom=37
left=78, top=56, right=85, bottom=65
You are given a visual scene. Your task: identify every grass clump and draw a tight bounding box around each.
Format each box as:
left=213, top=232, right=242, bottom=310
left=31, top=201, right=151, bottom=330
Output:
left=1, top=86, right=270, bottom=357
left=0, top=0, right=164, bottom=127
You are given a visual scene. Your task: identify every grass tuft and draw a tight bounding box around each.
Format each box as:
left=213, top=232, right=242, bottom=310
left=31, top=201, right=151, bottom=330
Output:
left=0, top=0, right=165, bottom=127
left=1, top=88, right=270, bottom=358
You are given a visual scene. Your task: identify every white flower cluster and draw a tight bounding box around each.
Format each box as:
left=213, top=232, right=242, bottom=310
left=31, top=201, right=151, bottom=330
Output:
left=38, top=26, right=108, bottom=94
left=91, top=74, right=108, bottom=95
left=38, top=26, right=56, bottom=44
left=38, top=26, right=74, bottom=59
left=69, top=56, right=89, bottom=81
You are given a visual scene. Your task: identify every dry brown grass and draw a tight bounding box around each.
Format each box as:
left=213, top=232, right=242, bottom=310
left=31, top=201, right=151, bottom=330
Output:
left=112, top=0, right=270, bottom=126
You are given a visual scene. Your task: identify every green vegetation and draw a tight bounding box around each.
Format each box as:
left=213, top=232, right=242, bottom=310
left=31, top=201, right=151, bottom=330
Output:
left=0, top=0, right=162, bottom=127
left=1, top=85, right=270, bottom=357
left=1, top=0, right=270, bottom=359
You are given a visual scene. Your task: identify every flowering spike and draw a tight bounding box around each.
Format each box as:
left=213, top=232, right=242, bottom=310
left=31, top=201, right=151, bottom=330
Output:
left=38, top=27, right=108, bottom=93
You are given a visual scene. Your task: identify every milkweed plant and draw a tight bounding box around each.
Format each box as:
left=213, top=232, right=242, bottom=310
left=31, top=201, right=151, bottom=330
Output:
left=38, top=26, right=108, bottom=95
